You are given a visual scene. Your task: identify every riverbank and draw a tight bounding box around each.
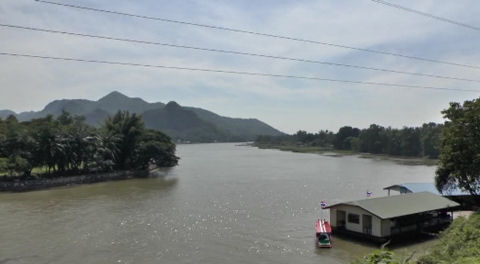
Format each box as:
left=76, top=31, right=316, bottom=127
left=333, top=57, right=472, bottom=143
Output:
left=0, top=170, right=153, bottom=192
left=254, top=143, right=438, bottom=166
left=353, top=211, right=480, bottom=263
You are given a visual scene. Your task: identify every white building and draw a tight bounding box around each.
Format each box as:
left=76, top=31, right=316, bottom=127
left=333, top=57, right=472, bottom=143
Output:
left=325, top=192, right=459, bottom=241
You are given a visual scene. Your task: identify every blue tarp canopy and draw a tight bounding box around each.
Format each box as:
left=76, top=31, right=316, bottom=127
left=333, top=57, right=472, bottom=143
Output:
left=383, top=182, right=469, bottom=196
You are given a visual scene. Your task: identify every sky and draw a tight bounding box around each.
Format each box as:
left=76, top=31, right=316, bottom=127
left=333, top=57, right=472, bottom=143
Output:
left=0, top=0, right=479, bottom=134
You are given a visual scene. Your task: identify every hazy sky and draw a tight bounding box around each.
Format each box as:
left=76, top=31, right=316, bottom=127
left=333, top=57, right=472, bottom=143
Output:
left=1, top=0, right=479, bottom=133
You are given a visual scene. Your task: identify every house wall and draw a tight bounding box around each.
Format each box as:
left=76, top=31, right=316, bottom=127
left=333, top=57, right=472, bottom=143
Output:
left=381, top=219, right=391, bottom=236
left=329, top=205, right=385, bottom=238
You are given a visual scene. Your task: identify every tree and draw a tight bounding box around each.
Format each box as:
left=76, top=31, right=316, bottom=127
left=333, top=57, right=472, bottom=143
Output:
left=104, top=111, right=146, bottom=170
left=420, top=123, right=442, bottom=159
left=294, top=130, right=311, bottom=144
left=88, top=131, right=120, bottom=172
left=0, top=118, right=7, bottom=158
left=334, top=126, right=360, bottom=150
left=436, top=99, right=480, bottom=200
left=0, top=111, right=178, bottom=178
left=2, top=115, right=36, bottom=177
left=133, top=129, right=179, bottom=169
left=28, top=115, right=61, bottom=174
left=359, top=124, right=387, bottom=154
left=399, top=127, right=421, bottom=156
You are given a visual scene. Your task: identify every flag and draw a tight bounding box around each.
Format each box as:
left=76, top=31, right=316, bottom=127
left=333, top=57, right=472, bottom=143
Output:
left=320, top=200, right=327, bottom=208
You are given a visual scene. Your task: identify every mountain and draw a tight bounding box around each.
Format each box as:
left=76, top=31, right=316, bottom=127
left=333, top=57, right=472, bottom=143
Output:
left=187, top=107, right=283, bottom=141
left=143, top=101, right=227, bottom=142
left=96, top=91, right=165, bottom=114
left=8, top=91, right=166, bottom=123
left=0, top=110, right=16, bottom=119
left=1, top=91, right=283, bottom=142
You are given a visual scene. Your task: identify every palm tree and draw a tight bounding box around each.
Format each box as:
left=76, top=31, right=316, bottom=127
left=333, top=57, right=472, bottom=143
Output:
left=103, top=111, right=145, bottom=170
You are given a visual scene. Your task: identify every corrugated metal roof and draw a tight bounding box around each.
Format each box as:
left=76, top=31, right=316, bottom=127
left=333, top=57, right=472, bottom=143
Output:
left=326, top=192, right=459, bottom=219
left=383, top=182, right=469, bottom=196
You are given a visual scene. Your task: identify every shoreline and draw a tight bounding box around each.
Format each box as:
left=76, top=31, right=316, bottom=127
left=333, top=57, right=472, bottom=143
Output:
left=0, top=169, right=154, bottom=192
left=254, top=144, right=438, bottom=166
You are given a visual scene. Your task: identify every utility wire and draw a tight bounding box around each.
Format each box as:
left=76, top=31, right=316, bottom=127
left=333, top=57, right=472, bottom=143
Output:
left=1, top=51, right=479, bottom=93
left=34, top=0, right=480, bottom=70
left=371, top=0, right=480, bottom=32
left=2, top=23, right=479, bottom=84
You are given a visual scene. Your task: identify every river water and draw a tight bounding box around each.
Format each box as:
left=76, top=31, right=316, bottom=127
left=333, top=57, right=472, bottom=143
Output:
left=0, top=143, right=437, bottom=264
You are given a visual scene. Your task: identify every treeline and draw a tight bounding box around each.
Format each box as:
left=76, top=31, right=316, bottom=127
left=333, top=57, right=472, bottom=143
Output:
left=0, top=111, right=178, bottom=178
left=256, top=123, right=442, bottom=158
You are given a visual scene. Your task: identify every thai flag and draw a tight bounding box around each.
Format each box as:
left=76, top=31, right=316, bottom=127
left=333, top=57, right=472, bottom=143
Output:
left=320, top=200, right=327, bottom=208
left=366, top=191, right=373, bottom=197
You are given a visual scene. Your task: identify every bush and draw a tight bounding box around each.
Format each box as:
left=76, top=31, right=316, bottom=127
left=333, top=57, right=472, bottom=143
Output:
left=417, top=212, right=480, bottom=264
left=352, top=250, right=401, bottom=264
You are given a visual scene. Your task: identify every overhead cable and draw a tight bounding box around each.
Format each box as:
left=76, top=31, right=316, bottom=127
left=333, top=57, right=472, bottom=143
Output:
left=34, top=0, right=480, bottom=70
left=1, top=51, right=479, bottom=93
left=2, top=23, right=479, bottom=83
left=371, top=0, right=480, bottom=32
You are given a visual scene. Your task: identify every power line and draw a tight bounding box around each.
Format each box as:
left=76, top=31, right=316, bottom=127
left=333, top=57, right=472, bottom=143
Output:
left=2, top=23, right=479, bottom=84
left=34, top=0, right=480, bottom=70
left=1, top=51, right=479, bottom=93
left=371, top=0, right=480, bottom=32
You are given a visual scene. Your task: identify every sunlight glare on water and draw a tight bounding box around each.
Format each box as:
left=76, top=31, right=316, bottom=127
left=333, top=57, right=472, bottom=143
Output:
left=0, top=143, right=436, bottom=264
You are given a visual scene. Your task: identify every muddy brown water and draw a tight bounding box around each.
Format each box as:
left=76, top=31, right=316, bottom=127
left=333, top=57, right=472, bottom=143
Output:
left=0, top=143, right=437, bottom=264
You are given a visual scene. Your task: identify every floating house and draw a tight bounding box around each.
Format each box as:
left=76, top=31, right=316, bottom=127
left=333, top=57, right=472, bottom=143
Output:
left=325, top=192, right=459, bottom=242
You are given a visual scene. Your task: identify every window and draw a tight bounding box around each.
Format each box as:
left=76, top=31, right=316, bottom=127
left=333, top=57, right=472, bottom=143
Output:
left=348, top=213, right=360, bottom=224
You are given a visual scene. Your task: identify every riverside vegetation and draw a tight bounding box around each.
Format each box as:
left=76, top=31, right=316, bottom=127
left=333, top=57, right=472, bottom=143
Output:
left=256, top=122, right=442, bottom=159
left=352, top=212, right=480, bottom=264
left=257, top=97, right=480, bottom=199
left=353, top=97, right=480, bottom=263
left=0, top=110, right=178, bottom=180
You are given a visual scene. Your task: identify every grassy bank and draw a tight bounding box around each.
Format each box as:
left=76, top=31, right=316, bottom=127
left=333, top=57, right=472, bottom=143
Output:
left=353, top=212, right=480, bottom=264
left=255, top=143, right=438, bottom=166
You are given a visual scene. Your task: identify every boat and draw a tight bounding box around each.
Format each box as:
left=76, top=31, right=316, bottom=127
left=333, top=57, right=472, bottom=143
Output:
left=315, top=219, right=332, bottom=248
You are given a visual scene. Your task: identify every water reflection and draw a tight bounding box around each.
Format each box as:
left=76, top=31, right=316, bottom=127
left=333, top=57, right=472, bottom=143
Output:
left=0, top=143, right=437, bottom=264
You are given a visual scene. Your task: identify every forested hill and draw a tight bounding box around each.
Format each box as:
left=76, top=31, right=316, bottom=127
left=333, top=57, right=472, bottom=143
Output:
left=256, top=123, right=442, bottom=159
left=0, top=91, right=284, bottom=142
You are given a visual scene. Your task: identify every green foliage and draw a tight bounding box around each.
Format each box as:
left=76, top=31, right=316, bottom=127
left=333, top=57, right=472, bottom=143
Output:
left=101, top=111, right=179, bottom=170
left=0, top=111, right=178, bottom=178
left=104, top=111, right=145, bottom=170
left=436, top=98, right=480, bottom=198
left=417, top=212, right=480, bottom=264
left=134, top=129, right=179, bottom=168
left=88, top=130, right=120, bottom=172
left=256, top=123, right=441, bottom=159
left=357, top=213, right=480, bottom=264
left=6, top=155, right=32, bottom=177
left=352, top=250, right=401, bottom=264
left=334, top=126, right=360, bottom=150
left=420, top=123, right=441, bottom=159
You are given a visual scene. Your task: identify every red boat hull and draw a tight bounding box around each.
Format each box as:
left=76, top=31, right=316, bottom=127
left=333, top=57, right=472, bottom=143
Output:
left=315, top=219, right=333, bottom=248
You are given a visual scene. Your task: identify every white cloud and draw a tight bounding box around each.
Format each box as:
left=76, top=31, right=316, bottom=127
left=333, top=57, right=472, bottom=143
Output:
left=0, top=0, right=479, bottom=133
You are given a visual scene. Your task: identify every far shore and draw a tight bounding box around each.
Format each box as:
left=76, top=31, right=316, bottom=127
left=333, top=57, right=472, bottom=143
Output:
left=254, top=143, right=438, bottom=166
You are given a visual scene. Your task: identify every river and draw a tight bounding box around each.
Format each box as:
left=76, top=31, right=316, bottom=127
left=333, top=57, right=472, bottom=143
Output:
left=0, top=143, right=437, bottom=264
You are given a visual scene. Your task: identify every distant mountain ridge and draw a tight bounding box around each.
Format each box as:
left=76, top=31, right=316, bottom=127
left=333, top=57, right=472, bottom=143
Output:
left=0, top=91, right=283, bottom=142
